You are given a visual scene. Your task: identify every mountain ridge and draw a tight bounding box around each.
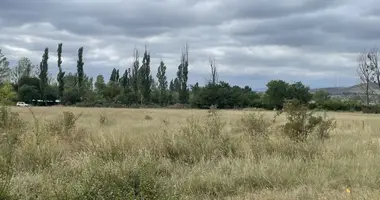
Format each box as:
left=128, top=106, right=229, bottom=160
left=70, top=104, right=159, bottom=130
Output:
left=310, top=83, right=380, bottom=95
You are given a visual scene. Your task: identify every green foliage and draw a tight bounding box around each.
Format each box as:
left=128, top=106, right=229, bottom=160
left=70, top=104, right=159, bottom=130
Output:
left=39, top=47, right=49, bottom=104
left=287, top=81, right=312, bottom=104
left=0, top=83, right=16, bottom=105
left=17, top=84, right=39, bottom=102
left=120, top=68, right=130, bottom=89
left=265, top=80, right=289, bottom=109
left=177, top=44, right=189, bottom=104
left=109, top=68, right=118, bottom=82
left=157, top=60, right=168, bottom=105
left=281, top=100, right=336, bottom=142
left=131, top=49, right=140, bottom=101
left=312, top=90, right=329, bottom=104
left=77, top=47, right=84, bottom=98
left=139, top=48, right=153, bottom=104
left=57, top=43, right=65, bottom=102
left=362, top=105, right=380, bottom=114
left=191, top=82, right=261, bottom=109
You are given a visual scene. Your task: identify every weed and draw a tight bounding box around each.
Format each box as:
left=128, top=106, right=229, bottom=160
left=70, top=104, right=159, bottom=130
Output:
left=63, top=111, right=82, bottom=134
left=99, top=113, right=108, bottom=126
left=0, top=107, right=25, bottom=198
left=240, top=112, right=272, bottom=138
left=46, top=111, right=83, bottom=136
left=144, top=115, right=153, bottom=120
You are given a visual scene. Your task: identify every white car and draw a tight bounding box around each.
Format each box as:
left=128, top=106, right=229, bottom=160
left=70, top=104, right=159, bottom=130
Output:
left=16, top=102, right=30, bottom=107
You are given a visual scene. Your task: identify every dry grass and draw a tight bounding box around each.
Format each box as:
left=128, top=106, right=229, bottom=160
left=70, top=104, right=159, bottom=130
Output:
left=1, top=106, right=380, bottom=199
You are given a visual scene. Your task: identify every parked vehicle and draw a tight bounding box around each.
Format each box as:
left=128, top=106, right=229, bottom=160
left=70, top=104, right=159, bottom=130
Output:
left=16, top=102, right=30, bottom=107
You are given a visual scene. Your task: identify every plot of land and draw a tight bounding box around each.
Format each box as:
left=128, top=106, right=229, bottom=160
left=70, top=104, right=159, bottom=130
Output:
left=4, top=106, right=380, bottom=199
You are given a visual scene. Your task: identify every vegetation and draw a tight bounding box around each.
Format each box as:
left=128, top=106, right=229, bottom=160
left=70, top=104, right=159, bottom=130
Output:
left=0, top=43, right=380, bottom=198
left=4, top=103, right=380, bottom=199
left=0, top=45, right=378, bottom=113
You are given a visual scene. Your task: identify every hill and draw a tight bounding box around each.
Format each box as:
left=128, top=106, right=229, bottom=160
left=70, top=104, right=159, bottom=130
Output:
left=310, top=83, right=380, bottom=95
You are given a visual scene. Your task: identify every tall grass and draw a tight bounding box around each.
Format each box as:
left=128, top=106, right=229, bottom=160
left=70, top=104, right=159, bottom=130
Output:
left=1, top=104, right=380, bottom=199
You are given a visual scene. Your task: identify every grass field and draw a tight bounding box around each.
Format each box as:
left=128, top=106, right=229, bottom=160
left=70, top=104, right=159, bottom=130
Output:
left=2, top=106, right=380, bottom=199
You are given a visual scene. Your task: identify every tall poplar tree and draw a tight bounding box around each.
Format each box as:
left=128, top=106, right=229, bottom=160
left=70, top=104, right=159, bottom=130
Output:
left=121, top=68, right=130, bottom=89
left=139, top=47, right=152, bottom=104
left=131, top=48, right=140, bottom=100
left=110, top=68, right=117, bottom=82
left=177, top=43, right=189, bottom=104
left=77, top=47, right=84, bottom=96
left=39, top=47, right=49, bottom=105
left=57, top=43, right=65, bottom=102
left=156, top=60, right=168, bottom=105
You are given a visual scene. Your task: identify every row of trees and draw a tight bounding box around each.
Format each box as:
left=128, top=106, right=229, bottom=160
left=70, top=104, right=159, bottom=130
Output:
left=0, top=44, right=379, bottom=111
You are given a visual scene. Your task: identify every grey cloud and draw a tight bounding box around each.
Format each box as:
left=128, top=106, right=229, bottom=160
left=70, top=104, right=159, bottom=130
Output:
left=0, top=0, right=376, bottom=89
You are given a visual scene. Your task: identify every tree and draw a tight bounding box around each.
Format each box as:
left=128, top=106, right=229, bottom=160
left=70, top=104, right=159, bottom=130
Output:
left=77, top=47, right=84, bottom=96
left=0, top=82, right=16, bottom=105
left=0, top=50, right=10, bottom=84
left=357, top=49, right=379, bottom=106
left=16, top=75, right=41, bottom=103
left=17, top=84, right=39, bottom=102
left=265, top=80, right=289, bottom=109
left=120, top=68, right=130, bottom=89
left=139, top=47, right=152, bottom=104
left=115, top=69, right=120, bottom=82
left=131, top=48, right=140, bottom=101
left=94, top=75, right=106, bottom=97
left=39, top=47, right=49, bottom=105
left=11, top=57, right=33, bottom=84
left=57, top=43, right=65, bottom=102
left=209, top=57, right=218, bottom=85
left=110, top=68, right=117, bottom=82
left=312, top=90, right=330, bottom=104
left=156, top=60, right=168, bottom=105
left=287, top=81, right=312, bottom=104
left=177, top=43, right=189, bottom=104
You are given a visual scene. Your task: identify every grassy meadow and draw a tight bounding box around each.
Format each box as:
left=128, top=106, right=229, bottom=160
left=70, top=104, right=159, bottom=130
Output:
left=1, top=106, right=380, bottom=199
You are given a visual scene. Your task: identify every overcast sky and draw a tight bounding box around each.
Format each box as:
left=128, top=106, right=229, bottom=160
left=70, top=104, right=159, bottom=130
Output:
left=0, top=0, right=378, bottom=90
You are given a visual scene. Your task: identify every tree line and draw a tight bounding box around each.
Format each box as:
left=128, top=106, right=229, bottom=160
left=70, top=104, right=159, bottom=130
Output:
left=0, top=43, right=378, bottom=112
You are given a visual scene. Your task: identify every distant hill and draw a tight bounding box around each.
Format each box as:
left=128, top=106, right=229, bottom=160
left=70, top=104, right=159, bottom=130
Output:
left=310, top=83, right=380, bottom=95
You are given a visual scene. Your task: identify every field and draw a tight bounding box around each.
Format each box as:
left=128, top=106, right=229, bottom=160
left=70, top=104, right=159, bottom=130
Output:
left=2, top=106, right=380, bottom=199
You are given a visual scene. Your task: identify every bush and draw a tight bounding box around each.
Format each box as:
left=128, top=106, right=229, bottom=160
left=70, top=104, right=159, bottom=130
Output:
left=281, top=100, right=336, bottom=142
left=362, top=105, right=380, bottom=114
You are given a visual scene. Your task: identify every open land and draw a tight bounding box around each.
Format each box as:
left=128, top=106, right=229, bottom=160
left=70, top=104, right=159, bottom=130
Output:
left=2, top=106, right=380, bottom=199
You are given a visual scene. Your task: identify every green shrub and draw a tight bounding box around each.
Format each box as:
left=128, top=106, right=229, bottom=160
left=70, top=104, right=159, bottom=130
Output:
left=281, top=100, right=336, bottom=142
left=362, top=105, right=380, bottom=114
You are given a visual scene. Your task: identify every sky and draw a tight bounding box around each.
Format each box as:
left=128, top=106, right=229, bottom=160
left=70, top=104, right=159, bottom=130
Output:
left=0, top=0, right=378, bottom=90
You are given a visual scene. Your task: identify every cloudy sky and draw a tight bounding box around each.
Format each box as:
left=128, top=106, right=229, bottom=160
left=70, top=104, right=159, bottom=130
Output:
left=0, top=0, right=378, bottom=90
